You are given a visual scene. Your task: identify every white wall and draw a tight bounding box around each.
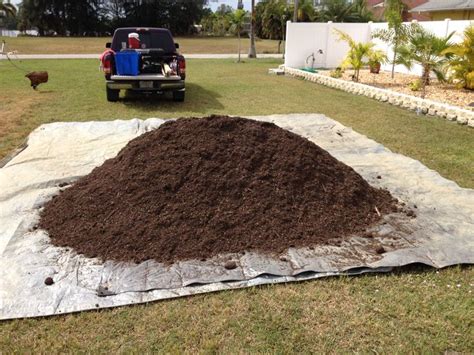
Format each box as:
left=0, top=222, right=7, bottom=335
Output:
left=285, top=19, right=474, bottom=76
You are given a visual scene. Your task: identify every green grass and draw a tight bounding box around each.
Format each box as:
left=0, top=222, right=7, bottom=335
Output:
left=0, top=36, right=282, bottom=54
left=0, top=59, right=473, bottom=352
left=1, top=58, right=472, bottom=186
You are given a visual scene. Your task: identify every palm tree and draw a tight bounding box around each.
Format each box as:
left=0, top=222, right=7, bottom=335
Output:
left=0, top=0, right=16, bottom=18
left=335, top=29, right=380, bottom=82
left=319, top=0, right=355, bottom=22
left=297, top=0, right=316, bottom=22
left=443, top=25, right=474, bottom=90
left=248, top=0, right=257, bottom=58
left=261, top=0, right=291, bottom=54
left=0, top=0, right=16, bottom=26
left=372, top=0, right=407, bottom=79
left=396, top=24, right=454, bottom=98
left=230, top=9, right=247, bottom=63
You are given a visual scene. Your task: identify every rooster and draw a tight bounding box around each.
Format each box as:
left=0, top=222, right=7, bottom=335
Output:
left=25, top=71, right=48, bottom=90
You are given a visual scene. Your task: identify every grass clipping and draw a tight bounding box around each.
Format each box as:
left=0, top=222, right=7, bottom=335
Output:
left=39, top=116, right=400, bottom=264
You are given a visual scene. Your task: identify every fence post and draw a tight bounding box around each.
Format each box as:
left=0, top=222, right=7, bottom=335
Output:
left=445, top=18, right=451, bottom=36
left=284, top=21, right=292, bottom=67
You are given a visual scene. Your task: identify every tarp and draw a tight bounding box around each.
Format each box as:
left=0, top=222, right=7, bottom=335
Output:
left=1, top=114, right=473, bottom=320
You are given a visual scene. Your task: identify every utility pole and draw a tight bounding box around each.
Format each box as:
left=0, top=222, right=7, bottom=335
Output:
left=248, top=0, right=257, bottom=58
left=293, top=0, right=299, bottom=22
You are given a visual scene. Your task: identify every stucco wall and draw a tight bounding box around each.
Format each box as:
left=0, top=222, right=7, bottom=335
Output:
left=430, top=11, right=473, bottom=21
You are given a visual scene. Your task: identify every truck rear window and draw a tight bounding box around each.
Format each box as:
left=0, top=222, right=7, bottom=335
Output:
left=112, top=29, right=176, bottom=53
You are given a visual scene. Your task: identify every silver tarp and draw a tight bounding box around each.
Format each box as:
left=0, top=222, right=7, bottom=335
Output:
left=0, top=114, right=473, bottom=320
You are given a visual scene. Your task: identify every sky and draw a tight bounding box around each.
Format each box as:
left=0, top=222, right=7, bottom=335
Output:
left=8, top=0, right=253, bottom=11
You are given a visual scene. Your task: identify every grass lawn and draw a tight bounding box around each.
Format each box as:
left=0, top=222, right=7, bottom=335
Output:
left=0, top=36, right=282, bottom=54
left=0, top=58, right=473, bottom=352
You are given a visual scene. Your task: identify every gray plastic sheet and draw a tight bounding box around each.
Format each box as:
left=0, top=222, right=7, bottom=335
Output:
left=0, top=114, right=473, bottom=320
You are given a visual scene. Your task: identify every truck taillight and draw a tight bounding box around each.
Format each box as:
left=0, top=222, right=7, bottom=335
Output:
left=100, top=51, right=113, bottom=75
left=178, top=58, right=186, bottom=77
left=103, top=55, right=112, bottom=74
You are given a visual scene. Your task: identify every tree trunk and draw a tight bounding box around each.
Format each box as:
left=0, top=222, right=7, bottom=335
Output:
left=293, top=0, right=299, bottom=22
left=278, top=40, right=281, bottom=54
left=238, top=32, right=241, bottom=63
left=391, top=43, right=397, bottom=79
left=248, top=0, right=257, bottom=58
left=421, top=65, right=430, bottom=99
left=282, top=22, right=286, bottom=57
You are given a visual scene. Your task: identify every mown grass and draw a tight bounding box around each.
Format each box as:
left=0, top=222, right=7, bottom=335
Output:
left=0, top=36, right=282, bottom=54
left=1, top=58, right=472, bottom=186
left=0, top=58, right=473, bottom=352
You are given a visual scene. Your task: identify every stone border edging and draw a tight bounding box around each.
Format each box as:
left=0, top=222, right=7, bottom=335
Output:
left=283, top=66, right=474, bottom=128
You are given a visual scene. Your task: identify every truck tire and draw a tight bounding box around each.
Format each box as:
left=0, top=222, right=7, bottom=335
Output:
left=173, top=90, right=185, bottom=102
left=106, top=87, right=120, bottom=102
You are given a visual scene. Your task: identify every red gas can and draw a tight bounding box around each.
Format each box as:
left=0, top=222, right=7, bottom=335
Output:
left=128, top=33, right=140, bottom=49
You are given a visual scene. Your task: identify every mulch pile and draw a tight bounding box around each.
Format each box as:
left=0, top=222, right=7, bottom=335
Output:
left=39, top=116, right=400, bottom=264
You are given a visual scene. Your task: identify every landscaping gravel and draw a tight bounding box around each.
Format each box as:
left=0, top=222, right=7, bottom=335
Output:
left=320, top=69, right=474, bottom=109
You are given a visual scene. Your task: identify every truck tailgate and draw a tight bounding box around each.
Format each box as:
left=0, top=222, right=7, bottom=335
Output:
left=111, top=74, right=181, bottom=81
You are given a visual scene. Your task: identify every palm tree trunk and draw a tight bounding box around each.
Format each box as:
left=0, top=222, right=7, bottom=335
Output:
left=248, top=0, right=257, bottom=58
left=391, top=44, right=397, bottom=79
left=421, top=65, right=430, bottom=99
left=293, top=0, right=299, bottom=22
left=238, top=32, right=241, bottom=63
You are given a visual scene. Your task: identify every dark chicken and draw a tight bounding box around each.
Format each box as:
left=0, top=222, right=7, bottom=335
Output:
left=25, top=71, right=48, bottom=90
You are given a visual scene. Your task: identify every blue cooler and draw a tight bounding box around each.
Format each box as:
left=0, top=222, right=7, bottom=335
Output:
left=115, top=50, right=141, bottom=76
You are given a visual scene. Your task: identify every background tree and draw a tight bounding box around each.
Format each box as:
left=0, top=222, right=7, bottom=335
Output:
left=229, top=8, right=247, bottom=62
left=248, top=0, right=257, bottom=58
left=443, top=25, right=474, bottom=90
left=350, top=0, right=374, bottom=22
left=296, top=0, right=316, bottom=22
left=0, top=0, right=16, bottom=18
left=260, top=0, right=291, bottom=53
left=372, top=0, right=407, bottom=79
left=0, top=0, right=17, bottom=29
left=397, top=24, right=454, bottom=98
left=18, top=0, right=208, bottom=36
left=319, top=0, right=356, bottom=22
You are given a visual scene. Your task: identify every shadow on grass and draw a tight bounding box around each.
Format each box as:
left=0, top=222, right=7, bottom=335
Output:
left=119, top=83, right=224, bottom=113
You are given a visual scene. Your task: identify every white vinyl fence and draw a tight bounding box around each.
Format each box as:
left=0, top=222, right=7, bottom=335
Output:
left=284, top=19, right=474, bottom=76
left=0, top=29, right=38, bottom=37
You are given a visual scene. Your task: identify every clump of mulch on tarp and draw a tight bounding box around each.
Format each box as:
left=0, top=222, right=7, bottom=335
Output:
left=39, top=116, right=400, bottom=264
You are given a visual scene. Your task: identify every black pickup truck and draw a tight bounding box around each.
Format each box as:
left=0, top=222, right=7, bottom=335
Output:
left=101, top=27, right=186, bottom=102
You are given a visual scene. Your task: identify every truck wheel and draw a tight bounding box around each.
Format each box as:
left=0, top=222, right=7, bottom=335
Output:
left=106, top=87, right=120, bottom=102
left=173, top=90, right=185, bottom=102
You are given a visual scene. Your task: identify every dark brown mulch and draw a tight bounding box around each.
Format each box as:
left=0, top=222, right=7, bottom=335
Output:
left=39, top=116, right=399, bottom=264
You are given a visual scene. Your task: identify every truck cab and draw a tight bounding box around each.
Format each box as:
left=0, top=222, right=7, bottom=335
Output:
left=101, top=27, right=186, bottom=102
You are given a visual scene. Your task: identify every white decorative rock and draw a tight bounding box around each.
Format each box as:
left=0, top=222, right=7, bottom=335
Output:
left=457, top=115, right=468, bottom=124
left=283, top=67, right=471, bottom=128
